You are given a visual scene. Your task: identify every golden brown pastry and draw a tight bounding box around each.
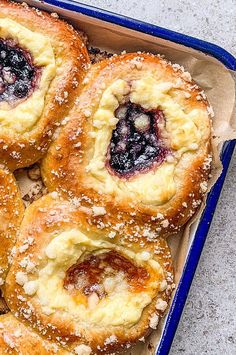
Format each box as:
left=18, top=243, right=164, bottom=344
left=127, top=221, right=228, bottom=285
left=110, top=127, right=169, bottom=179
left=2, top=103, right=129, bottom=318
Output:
left=0, top=291, right=8, bottom=315
left=0, top=313, right=69, bottom=354
left=0, top=167, right=24, bottom=287
left=0, top=0, right=90, bottom=171
left=42, top=52, right=212, bottom=241
left=5, top=193, right=174, bottom=354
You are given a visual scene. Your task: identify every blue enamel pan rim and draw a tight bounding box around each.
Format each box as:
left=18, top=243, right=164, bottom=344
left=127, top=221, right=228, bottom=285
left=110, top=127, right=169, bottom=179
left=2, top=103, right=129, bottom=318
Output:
left=157, top=140, right=235, bottom=354
left=37, top=1, right=236, bottom=353
left=41, top=0, right=236, bottom=70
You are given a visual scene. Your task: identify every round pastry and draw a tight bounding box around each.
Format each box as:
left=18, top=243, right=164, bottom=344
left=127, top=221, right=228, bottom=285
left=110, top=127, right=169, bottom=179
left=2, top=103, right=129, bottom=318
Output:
left=5, top=193, right=174, bottom=354
left=0, top=313, right=69, bottom=354
left=42, top=52, right=212, bottom=240
left=0, top=0, right=90, bottom=171
left=0, top=166, right=24, bottom=287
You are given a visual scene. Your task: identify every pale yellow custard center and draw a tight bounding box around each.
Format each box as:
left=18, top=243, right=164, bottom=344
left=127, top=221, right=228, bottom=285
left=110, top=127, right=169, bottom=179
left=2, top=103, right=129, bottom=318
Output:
left=0, top=19, right=56, bottom=133
left=33, top=230, right=166, bottom=328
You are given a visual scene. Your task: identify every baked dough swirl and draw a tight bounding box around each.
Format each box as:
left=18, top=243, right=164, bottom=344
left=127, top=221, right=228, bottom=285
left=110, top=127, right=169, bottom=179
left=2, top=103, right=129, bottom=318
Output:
left=42, top=53, right=212, bottom=240
left=0, top=0, right=90, bottom=170
left=0, top=313, right=69, bottom=354
left=5, top=193, right=174, bottom=354
left=0, top=167, right=24, bottom=288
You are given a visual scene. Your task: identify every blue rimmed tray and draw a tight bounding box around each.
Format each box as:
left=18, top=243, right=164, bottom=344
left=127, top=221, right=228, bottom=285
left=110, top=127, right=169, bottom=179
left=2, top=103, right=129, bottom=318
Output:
left=28, top=1, right=236, bottom=353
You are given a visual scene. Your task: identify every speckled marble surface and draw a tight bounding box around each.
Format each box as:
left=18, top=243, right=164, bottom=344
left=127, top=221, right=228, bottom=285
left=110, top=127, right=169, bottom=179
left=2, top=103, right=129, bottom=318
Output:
left=77, top=1, right=236, bottom=354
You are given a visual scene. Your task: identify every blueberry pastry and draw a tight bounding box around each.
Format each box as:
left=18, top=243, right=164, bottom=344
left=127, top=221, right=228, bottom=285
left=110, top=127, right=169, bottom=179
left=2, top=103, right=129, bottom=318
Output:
left=42, top=53, right=212, bottom=240
left=0, top=0, right=90, bottom=170
left=5, top=193, right=174, bottom=354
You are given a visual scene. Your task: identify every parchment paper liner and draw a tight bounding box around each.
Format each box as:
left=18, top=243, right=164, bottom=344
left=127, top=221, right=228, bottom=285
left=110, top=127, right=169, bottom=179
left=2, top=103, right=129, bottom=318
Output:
left=16, top=1, right=236, bottom=353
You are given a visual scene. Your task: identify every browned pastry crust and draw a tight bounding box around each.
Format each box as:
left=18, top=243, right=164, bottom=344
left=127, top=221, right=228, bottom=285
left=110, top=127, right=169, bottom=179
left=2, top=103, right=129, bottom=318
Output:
left=5, top=193, right=174, bottom=354
left=0, top=313, right=69, bottom=354
left=0, top=167, right=24, bottom=287
left=42, top=52, right=212, bottom=243
left=0, top=0, right=90, bottom=171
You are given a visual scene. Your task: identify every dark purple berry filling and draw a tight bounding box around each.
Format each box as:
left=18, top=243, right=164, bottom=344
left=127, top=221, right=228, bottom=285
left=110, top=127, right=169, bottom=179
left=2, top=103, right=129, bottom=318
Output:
left=0, top=39, right=40, bottom=103
left=107, top=102, right=169, bottom=178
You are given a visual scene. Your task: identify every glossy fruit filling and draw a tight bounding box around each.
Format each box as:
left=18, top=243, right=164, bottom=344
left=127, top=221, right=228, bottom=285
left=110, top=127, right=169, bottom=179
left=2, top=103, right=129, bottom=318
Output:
left=0, top=39, right=40, bottom=103
left=107, top=102, right=169, bottom=178
left=64, top=250, right=150, bottom=298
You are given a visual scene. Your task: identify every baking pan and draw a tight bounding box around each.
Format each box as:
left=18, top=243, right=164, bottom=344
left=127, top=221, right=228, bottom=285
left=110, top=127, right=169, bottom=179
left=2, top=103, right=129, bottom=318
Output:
left=20, top=1, right=236, bottom=353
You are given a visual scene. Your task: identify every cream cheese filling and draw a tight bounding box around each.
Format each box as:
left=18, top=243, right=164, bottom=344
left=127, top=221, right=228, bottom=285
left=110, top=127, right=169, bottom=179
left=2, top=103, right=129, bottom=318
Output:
left=0, top=19, right=56, bottom=133
left=35, top=230, right=166, bottom=328
left=86, top=77, right=208, bottom=205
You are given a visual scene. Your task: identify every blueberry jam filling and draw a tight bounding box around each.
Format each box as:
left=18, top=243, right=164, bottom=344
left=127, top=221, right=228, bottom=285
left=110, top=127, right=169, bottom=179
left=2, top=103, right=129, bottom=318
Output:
left=0, top=39, right=40, bottom=103
left=107, top=102, right=169, bottom=177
